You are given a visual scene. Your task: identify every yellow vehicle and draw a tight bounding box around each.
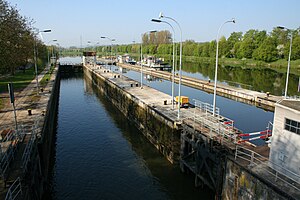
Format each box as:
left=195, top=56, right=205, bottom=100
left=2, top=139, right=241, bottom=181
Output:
left=175, top=96, right=189, bottom=107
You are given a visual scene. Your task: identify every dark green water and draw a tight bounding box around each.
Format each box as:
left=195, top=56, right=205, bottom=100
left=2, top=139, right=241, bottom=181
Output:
left=45, top=73, right=213, bottom=200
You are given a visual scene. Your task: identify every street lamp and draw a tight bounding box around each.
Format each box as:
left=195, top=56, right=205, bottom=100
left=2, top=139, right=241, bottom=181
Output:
left=212, top=19, right=235, bottom=116
left=101, top=36, right=115, bottom=70
left=47, top=39, right=57, bottom=67
left=34, top=29, right=51, bottom=95
left=140, top=30, right=157, bottom=89
left=151, top=19, right=176, bottom=109
left=158, top=12, right=182, bottom=119
left=277, top=26, right=293, bottom=99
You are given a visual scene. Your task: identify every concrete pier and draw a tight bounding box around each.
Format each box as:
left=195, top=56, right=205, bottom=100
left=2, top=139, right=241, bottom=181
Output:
left=84, top=63, right=299, bottom=199
left=117, top=62, right=282, bottom=111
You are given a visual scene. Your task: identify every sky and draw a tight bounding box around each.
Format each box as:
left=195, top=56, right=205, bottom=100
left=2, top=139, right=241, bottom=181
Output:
left=7, top=0, right=300, bottom=47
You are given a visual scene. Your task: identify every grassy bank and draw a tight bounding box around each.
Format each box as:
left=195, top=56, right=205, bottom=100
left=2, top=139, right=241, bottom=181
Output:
left=0, top=65, right=46, bottom=110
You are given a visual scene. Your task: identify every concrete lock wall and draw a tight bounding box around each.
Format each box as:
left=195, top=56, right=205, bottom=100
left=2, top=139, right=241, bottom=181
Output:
left=83, top=66, right=181, bottom=163
left=24, top=67, right=61, bottom=199
left=222, top=158, right=291, bottom=200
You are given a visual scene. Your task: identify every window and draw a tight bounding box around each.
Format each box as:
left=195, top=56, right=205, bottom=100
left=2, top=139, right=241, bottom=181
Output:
left=285, top=118, right=300, bottom=135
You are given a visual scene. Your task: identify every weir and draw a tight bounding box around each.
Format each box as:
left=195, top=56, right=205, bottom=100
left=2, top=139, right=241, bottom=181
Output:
left=83, top=62, right=300, bottom=199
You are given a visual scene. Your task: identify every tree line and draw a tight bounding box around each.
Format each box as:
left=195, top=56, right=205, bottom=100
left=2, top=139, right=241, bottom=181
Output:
left=0, top=0, right=47, bottom=75
left=91, top=28, right=300, bottom=63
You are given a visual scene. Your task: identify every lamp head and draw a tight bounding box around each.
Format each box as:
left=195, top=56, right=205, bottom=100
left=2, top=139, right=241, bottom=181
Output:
left=150, top=30, right=157, bottom=33
left=53, top=39, right=57, bottom=42
left=232, top=18, right=236, bottom=23
left=101, top=36, right=106, bottom=39
left=151, top=19, right=162, bottom=23
left=159, top=12, right=164, bottom=19
left=277, top=26, right=285, bottom=30
left=42, top=29, right=51, bottom=33
left=112, top=39, right=115, bottom=42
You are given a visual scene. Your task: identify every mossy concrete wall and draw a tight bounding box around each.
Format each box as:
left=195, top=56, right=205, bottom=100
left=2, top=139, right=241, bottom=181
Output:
left=83, top=66, right=181, bottom=163
left=222, top=158, right=294, bottom=200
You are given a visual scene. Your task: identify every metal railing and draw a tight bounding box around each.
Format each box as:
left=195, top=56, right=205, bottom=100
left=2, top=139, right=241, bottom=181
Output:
left=184, top=99, right=238, bottom=144
left=235, top=145, right=300, bottom=192
left=0, top=125, right=24, bottom=179
left=21, top=130, right=36, bottom=173
left=5, top=177, right=22, bottom=200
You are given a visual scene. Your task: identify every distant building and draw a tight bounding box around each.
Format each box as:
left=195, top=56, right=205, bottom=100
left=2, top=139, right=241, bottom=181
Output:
left=269, top=99, right=300, bottom=183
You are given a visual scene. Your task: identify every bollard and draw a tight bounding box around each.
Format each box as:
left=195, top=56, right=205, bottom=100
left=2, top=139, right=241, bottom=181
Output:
left=28, top=109, right=32, bottom=116
left=130, top=83, right=133, bottom=87
left=40, top=88, right=44, bottom=92
left=114, top=75, right=116, bottom=78
left=164, top=100, right=167, bottom=105
left=136, top=83, right=139, bottom=87
left=118, top=75, right=120, bottom=78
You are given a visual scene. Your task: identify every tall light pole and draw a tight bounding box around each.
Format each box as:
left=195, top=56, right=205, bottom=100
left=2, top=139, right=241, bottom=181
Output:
left=151, top=19, right=176, bottom=109
left=277, top=26, right=293, bottom=99
left=47, top=39, right=57, bottom=67
left=101, top=36, right=115, bottom=70
left=34, top=29, right=51, bottom=95
left=158, top=12, right=182, bottom=119
left=140, top=30, right=157, bottom=89
left=212, top=19, right=235, bottom=116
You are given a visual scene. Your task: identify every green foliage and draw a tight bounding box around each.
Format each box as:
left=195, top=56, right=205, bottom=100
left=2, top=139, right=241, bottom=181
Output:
left=0, top=0, right=48, bottom=76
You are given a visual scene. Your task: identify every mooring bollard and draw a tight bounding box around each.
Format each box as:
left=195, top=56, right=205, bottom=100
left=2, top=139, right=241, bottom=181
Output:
left=130, top=83, right=133, bottom=87
left=41, top=88, right=44, bottom=92
left=164, top=100, right=167, bottom=105
left=28, top=109, right=32, bottom=116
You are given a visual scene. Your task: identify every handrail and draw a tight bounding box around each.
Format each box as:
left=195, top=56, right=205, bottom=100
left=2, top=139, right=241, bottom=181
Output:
left=235, top=145, right=300, bottom=192
left=5, top=177, right=22, bottom=200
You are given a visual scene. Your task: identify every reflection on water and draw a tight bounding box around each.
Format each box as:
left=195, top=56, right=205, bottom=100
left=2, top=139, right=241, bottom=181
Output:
left=182, top=61, right=299, bottom=96
left=45, top=73, right=213, bottom=200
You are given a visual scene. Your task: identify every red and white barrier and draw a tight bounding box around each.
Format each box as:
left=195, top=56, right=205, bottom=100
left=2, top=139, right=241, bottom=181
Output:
left=238, top=130, right=271, bottom=137
left=238, top=133, right=272, bottom=143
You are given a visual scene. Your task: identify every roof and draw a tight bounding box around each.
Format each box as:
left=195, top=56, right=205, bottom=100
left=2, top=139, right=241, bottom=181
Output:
left=277, top=99, right=300, bottom=112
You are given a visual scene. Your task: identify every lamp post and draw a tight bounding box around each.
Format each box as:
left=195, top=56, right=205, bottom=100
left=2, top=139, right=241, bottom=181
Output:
left=277, top=26, right=293, bottom=99
left=140, top=30, right=157, bottom=89
left=34, top=29, right=51, bottom=95
left=151, top=19, right=176, bottom=109
left=47, top=39, right=57, bottom=67
left=158, top=12, right=182, bottom=119
left=212, top=19, right=235, bottom=116
left=101, top=36, right=115, bottom=70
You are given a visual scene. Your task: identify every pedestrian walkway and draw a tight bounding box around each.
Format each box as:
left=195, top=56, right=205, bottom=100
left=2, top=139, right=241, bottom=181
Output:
left=0, top=65, right=56, bottom=200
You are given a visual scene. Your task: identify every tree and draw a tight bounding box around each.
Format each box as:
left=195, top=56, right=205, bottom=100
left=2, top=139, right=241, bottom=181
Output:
left=0, top=0, right=44, bottom=75
left=253, top=37, right=278, bottom=62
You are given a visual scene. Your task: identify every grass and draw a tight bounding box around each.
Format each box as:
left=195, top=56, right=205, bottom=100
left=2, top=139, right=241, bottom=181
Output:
left=0, top=66, right=45, bottom=93
left=0, top=65, right=45, bottom=109
left=40, top=65, right=55, bottom=87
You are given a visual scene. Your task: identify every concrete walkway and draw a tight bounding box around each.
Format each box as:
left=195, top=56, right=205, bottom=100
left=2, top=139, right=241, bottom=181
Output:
left=0, top=65, right=57, bottom=199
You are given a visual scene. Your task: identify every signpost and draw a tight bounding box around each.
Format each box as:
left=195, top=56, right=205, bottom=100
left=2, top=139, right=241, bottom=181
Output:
left=8, top=83, right=18, bottom=131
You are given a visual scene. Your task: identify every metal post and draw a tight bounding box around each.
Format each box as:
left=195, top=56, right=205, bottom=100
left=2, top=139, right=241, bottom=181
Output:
left=140, top=42, right=143, bottom=88
left=212, top=19, right=235, bottom=116
left=151, top=19, right=175, bottom=108
left=34, top=39, right=39, bottom=95
left=284, top=33, right=293, bottom=98
left=158, top=13, right=183, bottom=119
